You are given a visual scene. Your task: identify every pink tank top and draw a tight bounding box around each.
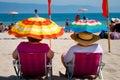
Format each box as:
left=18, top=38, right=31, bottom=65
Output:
left=17, top=42, right=50, bottom=54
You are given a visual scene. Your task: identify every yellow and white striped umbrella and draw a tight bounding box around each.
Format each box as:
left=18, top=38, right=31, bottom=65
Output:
left=8, top=17, right=64, bottom=39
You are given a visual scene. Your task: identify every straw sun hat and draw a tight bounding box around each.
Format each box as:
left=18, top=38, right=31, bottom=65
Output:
left=71, top=32, right=100, bottom=45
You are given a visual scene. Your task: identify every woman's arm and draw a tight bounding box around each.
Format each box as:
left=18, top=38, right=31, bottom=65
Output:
left=12, top=49, right=19, bottom=60
left=47, top=49, right=54, bottom=59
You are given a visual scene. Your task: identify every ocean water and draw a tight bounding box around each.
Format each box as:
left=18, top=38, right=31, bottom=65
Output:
left=0, top=13, right=120, bottom=27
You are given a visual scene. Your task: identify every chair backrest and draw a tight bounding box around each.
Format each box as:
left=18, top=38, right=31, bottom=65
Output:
left=73, top=52, right=102, bottom=77
left=19, top=52, right=49, bottom=77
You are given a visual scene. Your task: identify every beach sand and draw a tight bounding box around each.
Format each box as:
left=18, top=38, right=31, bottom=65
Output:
left=0, top=32, right=120, bottom=80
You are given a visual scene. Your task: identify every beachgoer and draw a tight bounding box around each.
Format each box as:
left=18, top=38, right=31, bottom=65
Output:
left=12, top=37, right=54, bottom=60
left=61, top=31, right=103, bottom=74
left=0, top=22, right=5, bottom=32
left=110, top=19, right=116, bottom=31
left=110, top=18, right=120, bottom=31
left=65, top=19, right=69, bottom=27
left=83, top=16, right=87, bottom=20
left=99, top=30, right=108, bottom=39
left=8, top=22, right=14, bottom=30
left=112, top=23, right=120, bottom=32
left=75, top=14, right=80, bottom=22
left=110, top=18, right=120, bottom=39
left=34, top=9, right=39, bottom=17
left=64, top=19, right=70, bottom=32
left=110, top=23, right=120, bottom=39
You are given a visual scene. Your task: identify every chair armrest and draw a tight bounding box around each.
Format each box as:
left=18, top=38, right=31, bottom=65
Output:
left=100, top=61, right=105, bottom=70
left=13, top=59, right=20, bottom=76
left=13, top=59, right=19, bottom=66
left=46, top=64, right=52, bottom=68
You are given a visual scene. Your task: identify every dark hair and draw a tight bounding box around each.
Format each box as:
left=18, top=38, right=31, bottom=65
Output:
left=34, top=9, right=37, bottom=14
left=83, top=16, right=86, bottom=20
left=27, top=37, right=42, bottom=42
left=0, top=22, right=3, bottom=25
left=111, top=20, right=115, bottom=23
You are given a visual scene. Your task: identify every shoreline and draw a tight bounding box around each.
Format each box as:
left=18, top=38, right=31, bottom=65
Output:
left=0, top=13, right=120, bottom=26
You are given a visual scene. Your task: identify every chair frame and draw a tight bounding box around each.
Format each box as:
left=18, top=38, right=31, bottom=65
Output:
left=66, top=52, right=105, bottom=80
left=13, top=53, right=52, bottom=80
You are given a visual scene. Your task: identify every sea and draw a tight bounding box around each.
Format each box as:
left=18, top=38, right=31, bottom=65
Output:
left=0, top=13, right=120, bottom=27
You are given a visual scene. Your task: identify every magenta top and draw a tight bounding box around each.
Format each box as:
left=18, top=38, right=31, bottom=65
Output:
left=17, top=42, right=50, bottom=54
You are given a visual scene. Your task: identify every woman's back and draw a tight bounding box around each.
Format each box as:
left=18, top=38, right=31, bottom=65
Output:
left=17, top=42, right=49, bottom=53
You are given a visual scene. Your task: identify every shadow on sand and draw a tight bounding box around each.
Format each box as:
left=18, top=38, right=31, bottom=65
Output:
left=0, top=75, right=77, bottom=80
left=0, top=75, right=16, bottom=80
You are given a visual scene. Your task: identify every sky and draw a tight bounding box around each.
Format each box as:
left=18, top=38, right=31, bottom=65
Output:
left=0, top=0, right=119, bottom=13
left=0, top=0, right=119, bottom=7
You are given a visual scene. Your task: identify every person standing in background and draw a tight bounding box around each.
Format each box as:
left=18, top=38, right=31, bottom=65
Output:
left=8, top=23, right=14, bottom=30
left=0, top=22, right=5, bottom=32
left=64, top=18, right=70, bottom=32
left=75, top=14, right=80, bottom=22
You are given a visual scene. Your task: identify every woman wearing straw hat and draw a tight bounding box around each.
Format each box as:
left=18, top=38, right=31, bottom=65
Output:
left=61, top=31, right=103, bottom=74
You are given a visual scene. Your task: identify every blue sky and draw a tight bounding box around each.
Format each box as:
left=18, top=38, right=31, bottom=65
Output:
left=0, top=0, right=120, bottom=13
left=0, top=0, right=119, bottom=7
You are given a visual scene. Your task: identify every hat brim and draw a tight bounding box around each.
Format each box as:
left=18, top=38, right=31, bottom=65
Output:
left=71, top=33, right=100, bottom=45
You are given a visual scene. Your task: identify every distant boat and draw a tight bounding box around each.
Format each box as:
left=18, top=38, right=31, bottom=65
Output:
left=79, top=8, right=88, bottom=12
left=8, top=11, right=19, bottom=14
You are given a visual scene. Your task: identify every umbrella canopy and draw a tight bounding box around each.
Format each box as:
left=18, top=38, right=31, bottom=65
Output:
left=69, top=19, right=108, bottom=33
left=8, top=16, right=64, bottom=39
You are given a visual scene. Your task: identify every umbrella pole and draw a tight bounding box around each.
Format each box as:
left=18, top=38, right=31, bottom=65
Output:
left=107, top=18, right=111, bottom=53
left=50, top=39, right=52, bottom=49
left=107, top=0, right=111, bottom=53
left=48, top=14, right=53, bottom=77
left=49, top=15, right=52, bottom=49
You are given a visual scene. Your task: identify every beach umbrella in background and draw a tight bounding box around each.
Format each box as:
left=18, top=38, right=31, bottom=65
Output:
left=8, top=10, right=64, bottom=40
left=8, top=11, right=19, bottom=22
left=69, top=19, right=108, bottom=33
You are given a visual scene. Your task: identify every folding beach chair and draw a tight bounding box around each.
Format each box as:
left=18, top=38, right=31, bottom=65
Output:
left=66, top=52, right=105, bottom=80
left=13, top=52, right=52, bottom=80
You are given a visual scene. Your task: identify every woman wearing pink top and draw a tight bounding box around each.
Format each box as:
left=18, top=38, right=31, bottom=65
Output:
left=12, top=37, right=54, bottom=60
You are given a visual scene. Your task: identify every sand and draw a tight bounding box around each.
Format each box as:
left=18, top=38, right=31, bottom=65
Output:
left=0, top=32, right=120, bottom=80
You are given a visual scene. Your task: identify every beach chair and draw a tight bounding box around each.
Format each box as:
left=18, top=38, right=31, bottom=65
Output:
left=66, top=52, right=105, bottom=80
left=13, top=52, right=52, bottom=80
